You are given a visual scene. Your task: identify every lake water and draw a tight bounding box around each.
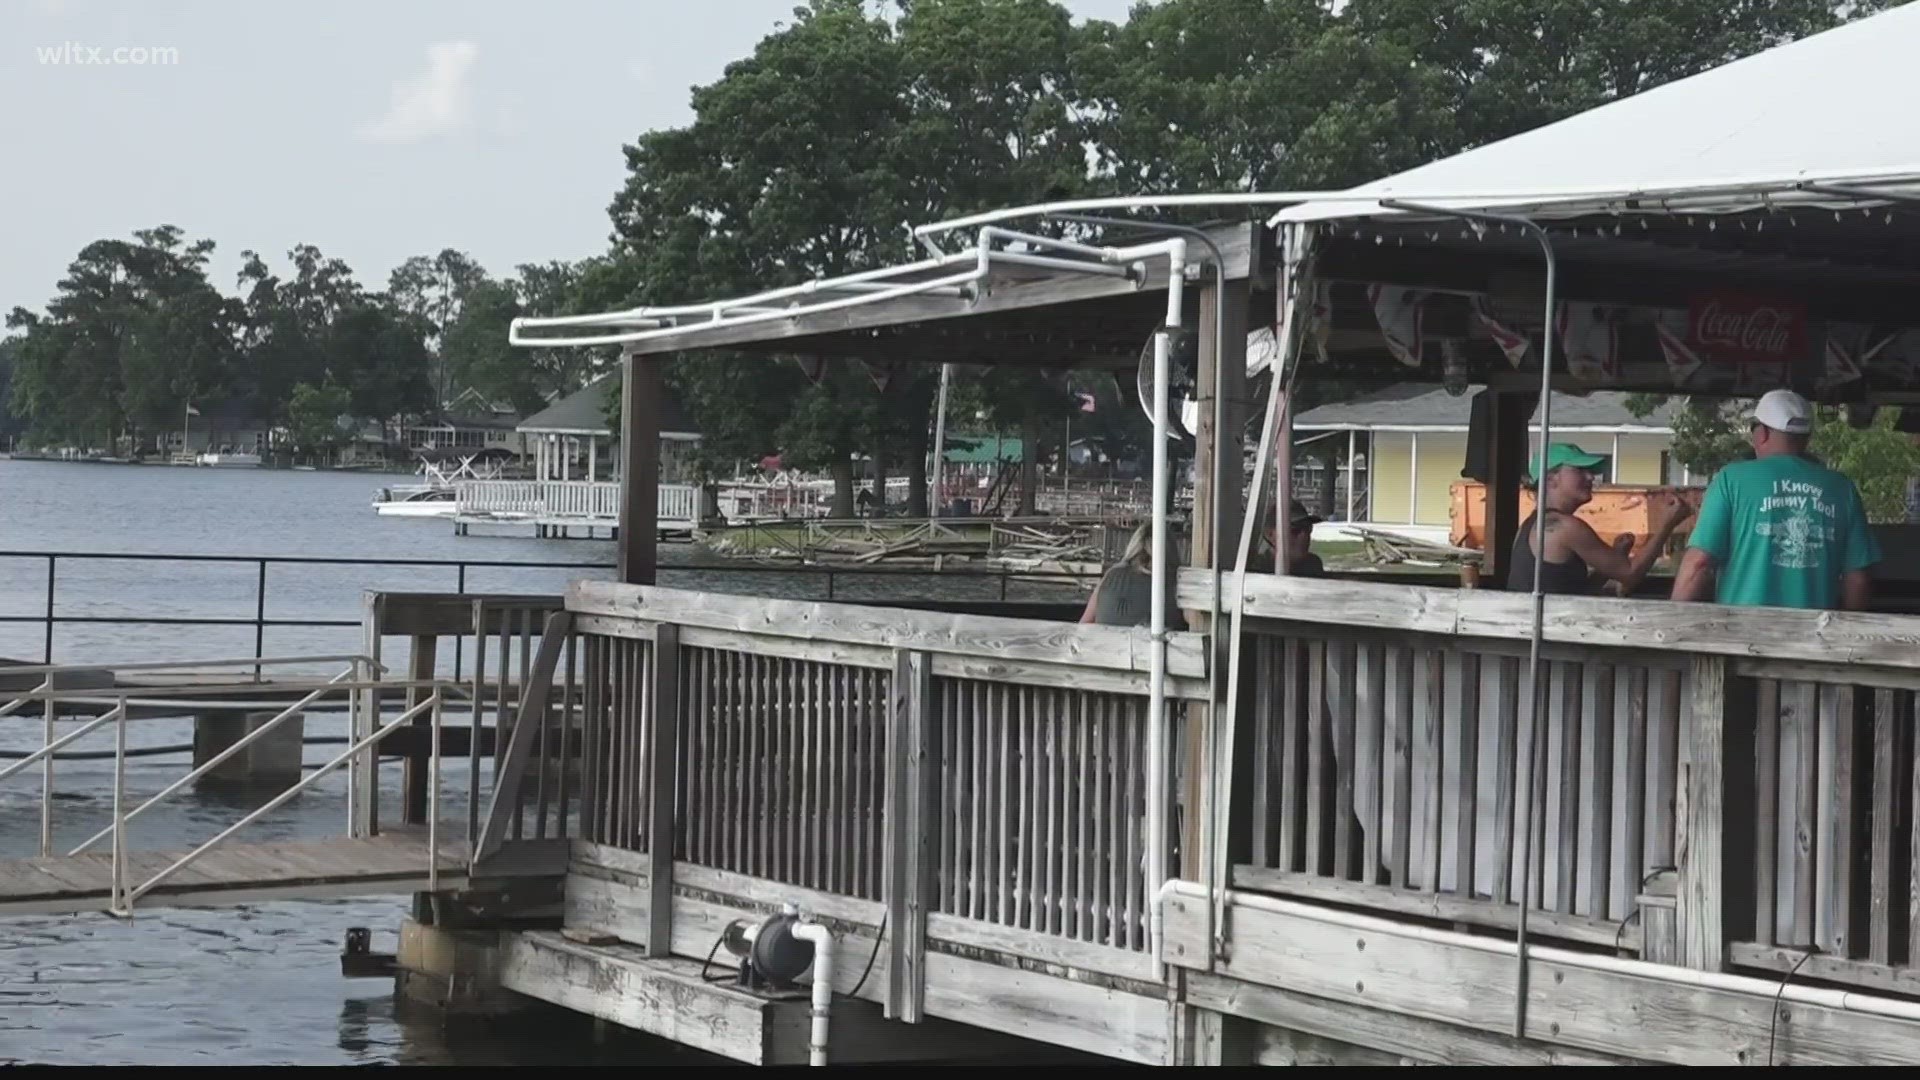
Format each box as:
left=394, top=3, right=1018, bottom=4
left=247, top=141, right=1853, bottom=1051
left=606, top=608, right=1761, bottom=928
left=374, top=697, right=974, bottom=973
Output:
left=0, top=459, right=1081, bottom=1065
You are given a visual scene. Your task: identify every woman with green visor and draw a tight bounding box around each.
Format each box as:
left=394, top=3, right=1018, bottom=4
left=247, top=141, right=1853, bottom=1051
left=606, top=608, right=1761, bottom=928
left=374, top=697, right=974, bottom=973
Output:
left=1507, top=442, right=1692, bottom=596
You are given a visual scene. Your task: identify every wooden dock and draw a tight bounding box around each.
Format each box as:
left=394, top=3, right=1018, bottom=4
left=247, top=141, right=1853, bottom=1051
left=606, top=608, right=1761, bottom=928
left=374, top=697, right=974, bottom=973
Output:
left=0, top=829, right=468, bottom=916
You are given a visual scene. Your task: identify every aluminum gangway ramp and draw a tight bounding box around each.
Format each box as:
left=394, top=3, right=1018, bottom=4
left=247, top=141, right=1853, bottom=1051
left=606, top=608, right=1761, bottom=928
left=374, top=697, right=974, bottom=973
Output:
left=0, top=829, right=469, bottom=917
left=0, top=654, right=483, bottom=919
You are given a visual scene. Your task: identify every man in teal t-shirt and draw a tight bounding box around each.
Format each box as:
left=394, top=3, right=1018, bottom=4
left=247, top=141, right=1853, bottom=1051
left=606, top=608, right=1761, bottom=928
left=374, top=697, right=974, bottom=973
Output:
left=1672, top=389, right=1880, bottom=610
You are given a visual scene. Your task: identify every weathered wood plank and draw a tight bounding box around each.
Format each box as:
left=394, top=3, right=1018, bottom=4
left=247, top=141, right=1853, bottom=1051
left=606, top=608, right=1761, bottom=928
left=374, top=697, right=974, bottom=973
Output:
left=1578, top=663, right=1614, bottom=919
left=1166, top=889, right=1920, bottom=1067
left=570, top=581, right=1207, bottom=679
left=882, top=649, right=932, bottom=1022
left=1816, top=683, right=1855, bottom=958
left=1752, top=680, right=1779, bottom=947
left=563, top=864, right=650, bottom=944
left=1607, top=668, right=1647, bottom=921
left=1305, top=641, right=1327, bottom=877
left=646, top=626, right=677, bottom=956
left=1385, top=646, right=1413, bottom=890
left=1415, top=649, right=1443, bottom=894
left=1732, top=942, right=1920, bottom=1000
left=1356, top=644, right=1386, bottom=886
left=1278, top=638, right=1304, bottom=875
left=1185, top=971, right=1638, bottom=1066
left=925, top=912, right=1155, bottom=984
left=1869, top=689, right=1898, bottom=965
left=1788, top=680, right=1819, bottom=947
left=1187, top=569, right=1920, bottom=670
left=1446, top=651, right=1479, bottom=898
left=1678, top=655, right=1748, bottom=972
left=919, top=949, right=1168, bottom=1066
left=1231, top=865, right=1636, bottom=950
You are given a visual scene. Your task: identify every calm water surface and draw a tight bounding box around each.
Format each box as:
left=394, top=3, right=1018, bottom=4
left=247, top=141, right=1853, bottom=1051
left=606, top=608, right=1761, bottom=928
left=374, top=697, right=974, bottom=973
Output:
left=0, top=459, right=1079, bottom=1065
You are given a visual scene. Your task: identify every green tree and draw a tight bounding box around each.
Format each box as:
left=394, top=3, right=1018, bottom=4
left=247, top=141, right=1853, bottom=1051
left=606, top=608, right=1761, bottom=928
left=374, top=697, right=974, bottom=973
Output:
left=606, top=0, right=911, bottom=514
left=1626, top=394, right=1920, bottom=523
left=7, top=226, right=241, bottom=451
left=388, top=248, right=488, bottom=404
left=236, top=244, right=434, bottom=423
left=286, top=381, right=353, bottom=456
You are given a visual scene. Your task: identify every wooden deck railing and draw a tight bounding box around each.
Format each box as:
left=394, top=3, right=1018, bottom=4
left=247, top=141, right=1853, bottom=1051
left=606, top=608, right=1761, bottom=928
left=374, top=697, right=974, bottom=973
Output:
left=1234, top=626, right=1682, bottom=948
left=1183, top=568, right=1920, bottom=993
left=477, top=581, right=1208, bottom=1015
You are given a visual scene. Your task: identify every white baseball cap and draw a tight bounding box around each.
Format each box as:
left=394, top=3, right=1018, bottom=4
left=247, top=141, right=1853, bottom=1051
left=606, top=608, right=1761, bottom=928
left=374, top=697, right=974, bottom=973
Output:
left=1752, top=389, right=1813, bottom=435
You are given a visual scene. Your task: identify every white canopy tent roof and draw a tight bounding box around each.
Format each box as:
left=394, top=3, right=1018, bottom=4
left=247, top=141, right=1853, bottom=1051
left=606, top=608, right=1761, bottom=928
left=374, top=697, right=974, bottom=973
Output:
left=1274, top=1, right=1920, bottom=225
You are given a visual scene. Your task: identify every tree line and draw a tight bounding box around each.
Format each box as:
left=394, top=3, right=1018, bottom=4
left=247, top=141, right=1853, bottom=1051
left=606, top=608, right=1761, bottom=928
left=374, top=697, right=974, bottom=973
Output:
left=3, top=0, right=1881, bottom=494
left=2, top=233, right=610, bottom=455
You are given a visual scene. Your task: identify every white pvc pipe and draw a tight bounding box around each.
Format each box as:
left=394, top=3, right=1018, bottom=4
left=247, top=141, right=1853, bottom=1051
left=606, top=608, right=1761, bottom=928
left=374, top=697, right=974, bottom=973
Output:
left=1163, top=881, right=1920, bottom=1024
left=1135, top=236, right=1187, bottom=983
left=793, top=920, right=835, bottom=1066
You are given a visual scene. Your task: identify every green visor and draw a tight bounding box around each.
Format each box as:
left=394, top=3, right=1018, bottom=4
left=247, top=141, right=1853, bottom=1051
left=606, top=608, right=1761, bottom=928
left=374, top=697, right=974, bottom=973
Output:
left=1530, top=442, right=1607, bottom=480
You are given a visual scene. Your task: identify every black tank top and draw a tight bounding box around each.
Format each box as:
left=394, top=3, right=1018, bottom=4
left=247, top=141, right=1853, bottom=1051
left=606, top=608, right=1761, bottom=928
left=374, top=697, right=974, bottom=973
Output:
left=1506, top=514, right=1592, bottom=594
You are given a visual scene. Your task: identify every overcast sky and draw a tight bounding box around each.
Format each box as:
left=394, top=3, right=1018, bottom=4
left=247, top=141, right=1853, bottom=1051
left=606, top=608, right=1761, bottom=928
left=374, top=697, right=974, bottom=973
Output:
left=1, top=0, right=1137, bottom=316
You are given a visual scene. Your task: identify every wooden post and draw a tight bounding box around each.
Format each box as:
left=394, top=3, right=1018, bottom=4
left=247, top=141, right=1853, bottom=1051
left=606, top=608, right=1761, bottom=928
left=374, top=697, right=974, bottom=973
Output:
left=403, top=633, right=438, bottom=825
left=883, top=649, right=932, bottom=1022
left=618, top=351, right=662, bottom=585
left=645, top=624, right=678, bottom=957
left=1677, top=655, right=1755, bottom=969
left=1188, top=278, right=1250, bottom=883
left=1483, top=391, right=1530, bottom=587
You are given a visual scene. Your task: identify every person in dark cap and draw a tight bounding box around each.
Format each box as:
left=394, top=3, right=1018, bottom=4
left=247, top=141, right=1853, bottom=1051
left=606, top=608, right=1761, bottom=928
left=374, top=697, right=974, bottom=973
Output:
left=1508, top=442, right=1690, bottom=596
left=1247, top=500, right=1326, bottom=575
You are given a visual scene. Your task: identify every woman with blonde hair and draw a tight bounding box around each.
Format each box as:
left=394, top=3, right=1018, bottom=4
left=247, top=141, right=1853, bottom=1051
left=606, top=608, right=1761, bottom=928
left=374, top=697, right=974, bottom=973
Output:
left=1079, top=522, right=1183, bottom=627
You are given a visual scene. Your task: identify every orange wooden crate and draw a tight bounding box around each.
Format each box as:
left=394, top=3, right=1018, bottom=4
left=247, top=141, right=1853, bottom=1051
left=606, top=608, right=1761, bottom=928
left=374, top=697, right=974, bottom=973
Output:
left=1450, top=479, right=1703, bottom=557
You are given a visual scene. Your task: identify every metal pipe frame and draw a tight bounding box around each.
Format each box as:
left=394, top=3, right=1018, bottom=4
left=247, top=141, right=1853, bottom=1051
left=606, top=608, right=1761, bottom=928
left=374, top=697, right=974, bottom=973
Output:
left=67, top=666, right=359, bottom=855
left=126, top=690, right=453, bottom=908
left=508, top=224, right=1157, bottom=350
left=1045, top=210, right=1236, bottom=962
left=1380, top=197, right=1558, bottom=1042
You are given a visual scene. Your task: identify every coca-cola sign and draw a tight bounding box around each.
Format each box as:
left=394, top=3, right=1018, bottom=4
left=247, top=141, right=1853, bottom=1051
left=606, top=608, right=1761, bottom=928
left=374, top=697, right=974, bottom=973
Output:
left=1686, top=291, right=1807, bottom=364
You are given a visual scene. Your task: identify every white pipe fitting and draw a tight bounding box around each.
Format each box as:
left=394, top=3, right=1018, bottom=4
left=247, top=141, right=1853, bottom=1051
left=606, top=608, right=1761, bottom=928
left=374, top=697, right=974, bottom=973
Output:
left=792, top=919, right=835, bottom=1066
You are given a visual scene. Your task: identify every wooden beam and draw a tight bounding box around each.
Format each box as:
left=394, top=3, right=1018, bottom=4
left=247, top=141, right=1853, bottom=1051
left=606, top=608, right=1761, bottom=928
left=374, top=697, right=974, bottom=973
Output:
left=1483, top=391, right=1529, bottom=588
left=645, top=624, right=678, bottom=957
left=1165, top=889, right=1920, bottom=1067
left=1184, top=971, right=1637, bottom=1066
left=570, top=580, right=1208, bottom=680
left=1229, top=866, right=1638, bottom=951
left=883, top=649, right=932, bottom=1022
left=1178, top=569, right=1920, bottom=670
left=617, top=352, right=660, bottom=585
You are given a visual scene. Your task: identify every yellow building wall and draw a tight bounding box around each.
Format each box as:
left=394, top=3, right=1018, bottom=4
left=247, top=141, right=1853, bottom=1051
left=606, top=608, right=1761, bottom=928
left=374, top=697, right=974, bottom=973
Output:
left=1364, top=429, right=1675, bottom=526
left=1366, top=431, right=1466, bottom=526
left=1369, top=432, right=1415, bottom=523
left=1412, top=432, right=1468, bottom=526
left=1613, top=433, right=1668, bottom=484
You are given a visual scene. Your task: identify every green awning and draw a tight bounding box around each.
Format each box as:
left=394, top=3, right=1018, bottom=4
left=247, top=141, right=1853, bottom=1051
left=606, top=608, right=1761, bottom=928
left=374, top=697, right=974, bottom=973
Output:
left=943, top=434, right=1021, bottom=464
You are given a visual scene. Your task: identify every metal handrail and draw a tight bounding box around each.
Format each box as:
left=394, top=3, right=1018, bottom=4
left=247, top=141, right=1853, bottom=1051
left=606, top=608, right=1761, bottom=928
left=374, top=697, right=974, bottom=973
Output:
left=0, top=547, right=1098, bottom=671
left=66, top=665, right=358, bottom=855
left=0, top=653, right=469, bottom=904
left=124, top=688, right=454, bottom=909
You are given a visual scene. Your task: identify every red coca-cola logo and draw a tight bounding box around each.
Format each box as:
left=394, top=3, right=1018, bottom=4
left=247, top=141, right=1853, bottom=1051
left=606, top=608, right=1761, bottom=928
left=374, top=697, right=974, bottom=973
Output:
left=1687, top=291, right=1806, bottom=364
